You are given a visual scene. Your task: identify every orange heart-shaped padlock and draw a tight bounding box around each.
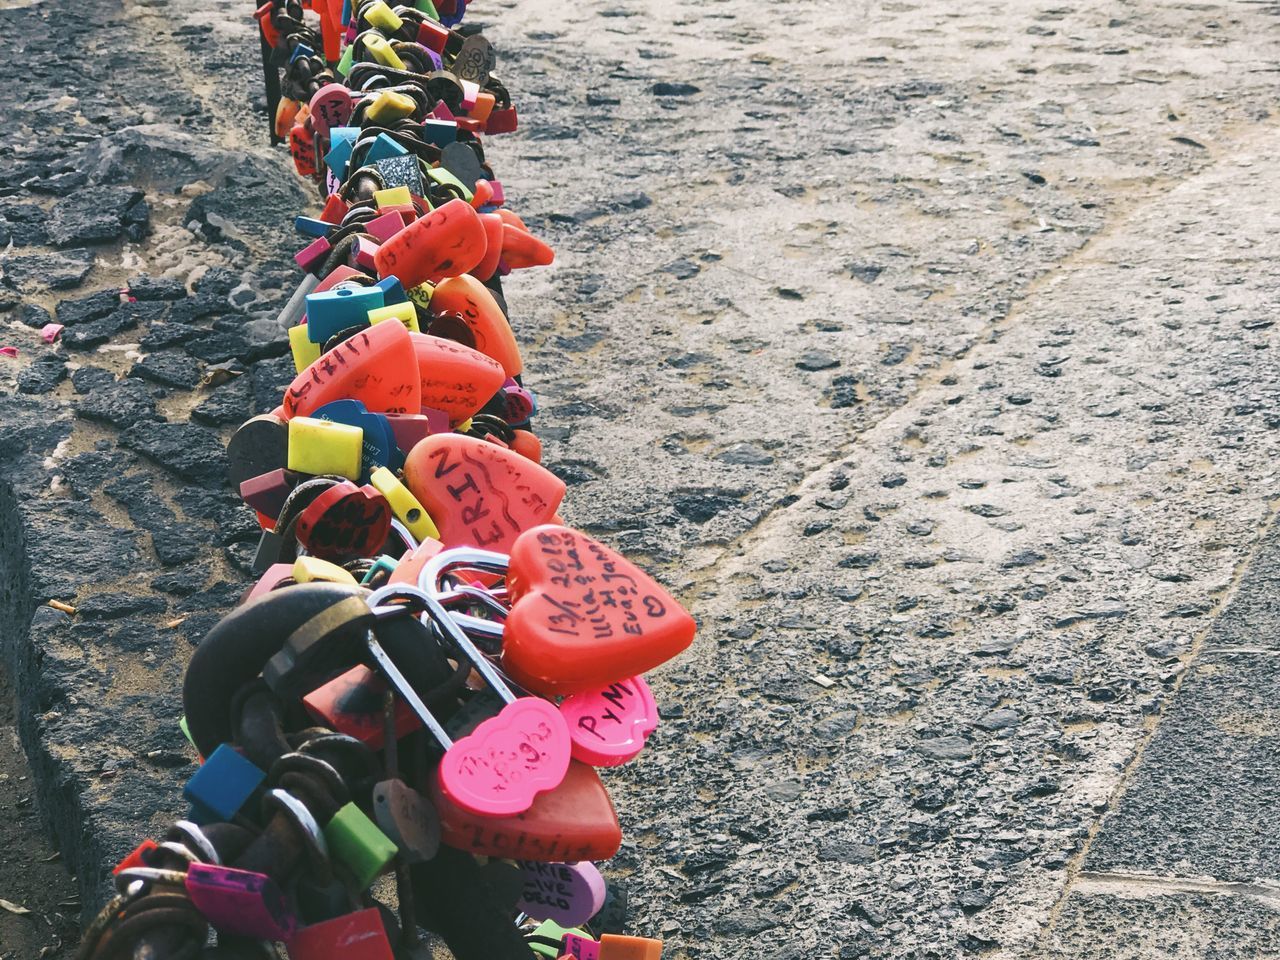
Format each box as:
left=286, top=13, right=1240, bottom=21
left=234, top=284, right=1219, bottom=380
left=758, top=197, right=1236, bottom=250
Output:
left=500, top=223, right=554, bottom=270
left=402, top=434, right=565, bottom=552
left=470, top=213, right=504, bottom=282
left=502, top=525, right=696, bottom=697
left=282, top=319, right=422, bottom=420
left=427, top=275, right=522, bottom=379
left=410, top=332, right=507, bottom=423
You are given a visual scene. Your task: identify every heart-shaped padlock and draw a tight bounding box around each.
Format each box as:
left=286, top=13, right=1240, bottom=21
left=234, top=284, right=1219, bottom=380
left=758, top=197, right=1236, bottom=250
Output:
left=501, top=526, right=696, bottom=697
left=559, top=676, right=659, bottom=767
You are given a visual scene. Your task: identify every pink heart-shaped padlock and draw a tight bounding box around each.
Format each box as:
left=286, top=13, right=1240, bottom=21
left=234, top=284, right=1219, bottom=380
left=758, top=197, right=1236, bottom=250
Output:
left=559, top=677, right=659, bottom=767
left=437, top=697, right=571, bottom=817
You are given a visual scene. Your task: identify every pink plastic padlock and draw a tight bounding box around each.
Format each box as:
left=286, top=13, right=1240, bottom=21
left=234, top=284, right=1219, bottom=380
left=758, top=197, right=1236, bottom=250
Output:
left=516, top=860, right=606, bottom=927
left=559, top=677, right=659, bottom=767
left=562, top=932, right=602, bottom=960
left=309, top=83, right=354, bottom=137
left=185, top=863, right=297, bottom=940
left=243, top=563, right=296, bottom=603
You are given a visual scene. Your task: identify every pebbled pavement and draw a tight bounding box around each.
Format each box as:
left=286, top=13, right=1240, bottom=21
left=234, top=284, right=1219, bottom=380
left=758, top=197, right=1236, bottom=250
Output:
left=0, top=0, right=1279, bottom=957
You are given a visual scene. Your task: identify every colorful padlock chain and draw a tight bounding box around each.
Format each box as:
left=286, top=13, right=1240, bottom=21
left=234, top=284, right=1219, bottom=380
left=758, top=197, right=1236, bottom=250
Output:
left=76, top=3, right=692, bottom=960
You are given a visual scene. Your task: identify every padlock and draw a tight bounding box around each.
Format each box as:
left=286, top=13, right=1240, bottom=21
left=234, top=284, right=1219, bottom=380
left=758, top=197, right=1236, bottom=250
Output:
left=428, top=273, right=522, bottom=378
left=371, top=778, right=440, bottom=862
left=422, top=117, right=459, bottom=148
left=305, top=285, right=385, bottom=344
left=501, top=222, right=554, bottom=269
left=515, top=860, right=606, bottom=928
left=311, top=398, right=398, bottom=477
left=185, top=863, right=296, bottom=940
left=314, top=264, right=367, bottom=293
left=598, top=935, right=662, bottom=960
left=365, top=89, right=418, bottom=125
left=286, top=907, right=395, bottom=960
left=292, top=555, right=359, bottom=584
left=310, top=83, right=354, bottom=137
left=501, top=525, right=697, bottom=696
left=287, top=416, right=363, bottom=480
left=562, top=932, right=602, bottom=960
left=113, top=838, right=158, bottom=874
left=296, top=235, right=333, bottom=273
left=368, top=466, right=440, bottom=542
left=302, top=664, right=423, bottom=747
left=402, top=433, right=564, bottom=552
left=384, top=411, right=445, bottom=454
left=323, top=801, right=398, bottom=889
left=295, top=481, right=393, bottom=561
left=184, top=744, right=266, bottom=822
left=227, top=414, right=289, bottom=492
left=373, top=198, right=486, bottom=289
left=239, top=468, right=302, bottom=520
left=367, top=300, right=419, bottom=332
left=290, top=323, right=324, bottom=373
left=374, top=185, right=413, bottom=209
left=511, top=428, right=542, bottom=464
left=527, top=920, right=589, bottom=959
left=430, top=758, right=621, bottom=862
left=281, top=317, right=422, bottom=420
left=364, top=210, right=410, bottom=245
left=559, top=676, right=659, bottom=767
left=411, top=332, right=507, bottom=423
left=243, top=562, right=296, bottom=602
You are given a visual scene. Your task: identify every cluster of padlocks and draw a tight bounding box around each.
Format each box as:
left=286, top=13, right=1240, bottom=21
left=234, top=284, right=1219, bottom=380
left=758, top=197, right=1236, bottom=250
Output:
left=76, top=1, right=692, bottom=958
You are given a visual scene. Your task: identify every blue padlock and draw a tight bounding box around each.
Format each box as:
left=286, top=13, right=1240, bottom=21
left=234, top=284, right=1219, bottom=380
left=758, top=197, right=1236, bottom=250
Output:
left=184, top=744, right=266, bottom=823
left=295, top=216, right=334, bottom=239
left=324, top=126, right=360, bottom=179
left=304, top=285, right=385, bottom=344
left=422, top=119, right=458, bottom=149
left=365, top=132, right=408, bottom=164
left=374, top=275, right=408, bottom=306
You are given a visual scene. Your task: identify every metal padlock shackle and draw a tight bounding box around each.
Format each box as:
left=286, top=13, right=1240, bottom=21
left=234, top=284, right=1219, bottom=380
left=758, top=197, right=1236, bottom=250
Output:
left=418, top=545, right=511, bottom=638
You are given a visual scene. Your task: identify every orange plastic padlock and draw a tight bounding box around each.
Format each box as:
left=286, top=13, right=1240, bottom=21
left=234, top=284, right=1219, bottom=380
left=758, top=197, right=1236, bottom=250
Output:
left=501, top=223, right=554, bottom=269
left=410, top=332, right=507, bottom=423
left=469, top=213, right=504, bottom=282
left=275, top=98, right=302, bottom=141
left=511, top=429, right=541, bottom=464
left=469, top=91, right=495, bottom=123
left=469, top=179, right=495, bottom=209
left=599, top=936, right=663, bottom=960
left=428, top=275, right=522, bottom=378
left=282, top=319, right=421, bottom=420
left=373, top=198, right=486, bottom=289
left=402, top=433, right=565, bottom=552
left=496, top=208, right=527, bottom=232
left=387, top=537, right=444, bottom=586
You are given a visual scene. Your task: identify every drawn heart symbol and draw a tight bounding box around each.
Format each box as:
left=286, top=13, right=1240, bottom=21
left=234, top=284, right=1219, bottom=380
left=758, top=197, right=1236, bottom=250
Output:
left=502, top=526, right=696, bottom=697
left=514, top=860, right=606, bottom=928
left=402, top=433, right=565, bottom=553
left=431, top=759, right=622, bottom=862
left=436, top=697, right=571, bottom=816
left=281, top=318, right=422, bottom=420
left=410, top=331, right=507, bottom=423
left=559, top=676, right=659, bottom=767
left=428, top=274, right=523, bottom=378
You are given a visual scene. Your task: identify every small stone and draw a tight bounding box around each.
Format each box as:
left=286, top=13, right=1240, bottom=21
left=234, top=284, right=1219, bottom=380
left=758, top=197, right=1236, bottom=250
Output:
left=716, top=443, right=774, bottom=466
left=913, top=735, right=973, bottom=760
left=651, top=82, right=700, bottom=96
left=974, top=708, right=1020, bottom=731
left=797, top=351, right=841, bottom=372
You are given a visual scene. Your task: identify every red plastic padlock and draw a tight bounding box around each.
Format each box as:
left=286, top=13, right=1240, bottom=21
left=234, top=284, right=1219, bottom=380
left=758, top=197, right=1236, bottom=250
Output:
left=470, top=212, right=504, bottom=282
left=501, top=525, right=697, bottom=697
left=302, top=664, right=423, bottom=748
left=410, top=332, right=507, bottom=423
left=282, top=318, right=422, bottom=420
left=430, top=759, right=621, bottom=862
left=501, top=223, right=554, bottom=269
left=402, top=433, right=565, bottom=552
left=294, top=482, right=393, bottom=561
left=286, top=908, right=395, bottom=960
left=373, top=198, right=487, bottom=289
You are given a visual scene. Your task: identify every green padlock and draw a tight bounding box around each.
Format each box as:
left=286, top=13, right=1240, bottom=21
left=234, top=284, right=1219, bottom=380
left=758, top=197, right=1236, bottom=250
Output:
left=528, top=919, right=589, bottom=959
left=323, top=801, right=398, bottom=889
left=415, top=0, right=439, bottom=19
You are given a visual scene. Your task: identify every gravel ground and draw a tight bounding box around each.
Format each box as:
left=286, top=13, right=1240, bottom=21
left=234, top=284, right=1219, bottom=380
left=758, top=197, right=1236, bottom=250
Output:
left=1, top=0, right=1279, bottom=957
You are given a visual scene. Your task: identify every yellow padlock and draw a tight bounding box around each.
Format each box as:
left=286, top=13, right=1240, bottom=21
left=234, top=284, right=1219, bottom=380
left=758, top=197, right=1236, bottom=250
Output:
left=367, top=301, right=420, bottom=333
left=289, top=324, right=322, bottom=373
left=375, top=186, right=413, bottom=209
left=287, top=417, right=363, bottom=480
left=363, top=0, right=403, bottom=33
left=292, top=556, right=358, bottom=585
left=366, top=90, right=417, bottom=126
left=407, top=282, right=434, bottom=310
left=363, top=35, right=405, bottom=71
left=368, top=466, right=440, bottom=542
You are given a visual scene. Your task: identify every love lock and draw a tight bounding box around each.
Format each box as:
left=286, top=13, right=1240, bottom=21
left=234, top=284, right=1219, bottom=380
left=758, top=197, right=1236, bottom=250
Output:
left=363, top=584, right=571, bottom=817
left=185, top=863, right=297, bottom=941
left=417, top=524, right=695, bottom=697
left=410, top=331, right=507, bottom=424
left=559, top=676, right=660, bottom=768
left=401, top=432, right=564, bottom=552
left=282, top=316, right=421, bottom=420
left=514, top=860, right=606, bottom=928
left=294, top=480, right=393, bottom=561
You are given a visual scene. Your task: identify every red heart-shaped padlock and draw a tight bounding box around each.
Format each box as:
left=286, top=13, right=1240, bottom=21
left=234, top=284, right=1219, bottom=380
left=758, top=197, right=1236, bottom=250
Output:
left=282, top=319, right=422, bottom=420
left=374, top=198, right=486, bottom=289
left=430, top=759, right=621, bottom=862
left=294, top=481, right=393, bottom=561
left=402, top=434, right=565, bottom=553
left=410, top=332, right=507, bottom=423
left=502, top=525, right=696, bottom=697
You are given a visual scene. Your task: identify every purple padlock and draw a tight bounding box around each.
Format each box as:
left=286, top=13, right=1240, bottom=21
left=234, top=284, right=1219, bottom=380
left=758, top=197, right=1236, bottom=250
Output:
left=185, top=862, right=297, bottom=940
